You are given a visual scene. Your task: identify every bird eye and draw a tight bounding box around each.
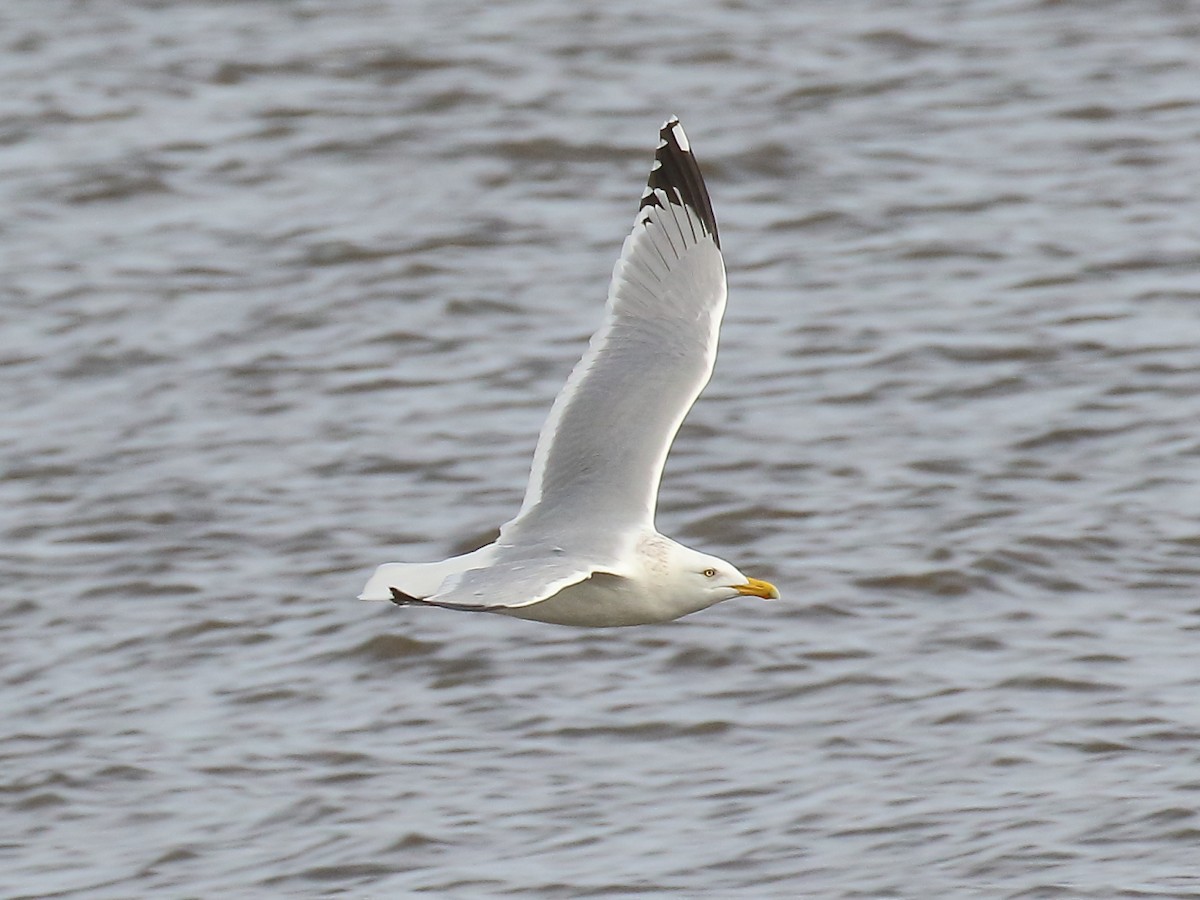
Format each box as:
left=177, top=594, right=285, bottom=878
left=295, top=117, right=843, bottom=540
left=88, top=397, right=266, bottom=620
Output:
left=703, top=568, right=716, bottom=578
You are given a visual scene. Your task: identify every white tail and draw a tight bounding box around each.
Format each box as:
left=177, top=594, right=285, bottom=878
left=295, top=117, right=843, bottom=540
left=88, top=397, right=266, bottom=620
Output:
left=358, top=544, right=498, bottom=601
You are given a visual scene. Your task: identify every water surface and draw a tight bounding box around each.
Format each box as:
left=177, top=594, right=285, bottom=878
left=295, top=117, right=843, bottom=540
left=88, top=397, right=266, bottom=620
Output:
left=3, top=1, right=1200, bottom=896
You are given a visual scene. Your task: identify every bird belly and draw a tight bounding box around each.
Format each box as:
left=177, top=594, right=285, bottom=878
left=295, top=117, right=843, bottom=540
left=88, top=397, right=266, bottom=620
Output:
left=497, top=574, right=679, bottom=627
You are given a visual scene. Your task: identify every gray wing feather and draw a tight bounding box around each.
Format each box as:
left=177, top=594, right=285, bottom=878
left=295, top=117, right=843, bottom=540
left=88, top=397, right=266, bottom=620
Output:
left=504, top=118, right=726, bottom=549
left=425, top=546, right=610, bottom=610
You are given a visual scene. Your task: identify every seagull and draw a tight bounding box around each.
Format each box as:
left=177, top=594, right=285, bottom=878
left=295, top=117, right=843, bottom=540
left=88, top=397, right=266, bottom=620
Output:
left=359, top=117, right=779, bottom=626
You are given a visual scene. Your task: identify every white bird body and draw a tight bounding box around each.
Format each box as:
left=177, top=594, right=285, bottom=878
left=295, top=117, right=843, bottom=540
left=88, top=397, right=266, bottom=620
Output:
left=362, top=529, right=774, bottom=627
left=359, top=118, right=778, bottom=626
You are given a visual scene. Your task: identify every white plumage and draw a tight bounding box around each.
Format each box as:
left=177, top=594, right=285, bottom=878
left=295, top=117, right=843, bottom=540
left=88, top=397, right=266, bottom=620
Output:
left=359, top=117, right=778, bottom=626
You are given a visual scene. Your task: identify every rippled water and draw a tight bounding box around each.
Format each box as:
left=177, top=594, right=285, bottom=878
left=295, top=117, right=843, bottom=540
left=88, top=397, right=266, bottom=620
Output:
left=4, top=1, right=1200, bottom=896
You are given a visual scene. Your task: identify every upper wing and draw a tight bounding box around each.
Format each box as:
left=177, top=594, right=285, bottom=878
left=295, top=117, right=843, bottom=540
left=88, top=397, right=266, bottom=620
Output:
left=421, top=546, right=610, bottom=611
left=503, top=117, right=727, bottom=543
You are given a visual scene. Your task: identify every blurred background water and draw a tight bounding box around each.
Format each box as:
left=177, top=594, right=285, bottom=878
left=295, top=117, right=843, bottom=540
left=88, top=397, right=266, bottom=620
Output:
left=3, top=0, right=1200, bottom=896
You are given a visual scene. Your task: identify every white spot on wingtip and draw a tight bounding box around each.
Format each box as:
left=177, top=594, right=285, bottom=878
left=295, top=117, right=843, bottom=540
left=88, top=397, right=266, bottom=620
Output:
left=670, top=121, right=690, bottom=152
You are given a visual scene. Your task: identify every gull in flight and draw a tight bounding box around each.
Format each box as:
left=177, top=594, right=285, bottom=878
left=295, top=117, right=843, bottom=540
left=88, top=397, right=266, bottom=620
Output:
left=360, top=117, right=779, bottom=626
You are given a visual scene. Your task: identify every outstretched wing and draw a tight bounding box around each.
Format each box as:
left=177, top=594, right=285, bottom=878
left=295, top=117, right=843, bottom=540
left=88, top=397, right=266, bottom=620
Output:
left=418, top=545, right=612, bottom=611
left=504, top=117, right=727, bottom=545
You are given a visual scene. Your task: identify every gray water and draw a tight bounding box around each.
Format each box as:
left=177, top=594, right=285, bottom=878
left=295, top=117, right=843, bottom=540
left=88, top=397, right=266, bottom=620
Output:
left=4, top=1, right=1200, bottom=896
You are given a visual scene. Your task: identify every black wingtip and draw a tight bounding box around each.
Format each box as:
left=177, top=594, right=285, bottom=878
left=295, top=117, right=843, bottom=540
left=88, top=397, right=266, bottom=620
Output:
left=387, top=587, right=503, bottom=614
left=389, top=587, right=418, bottom=606
left=637, top=117, right=720, bottom=249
